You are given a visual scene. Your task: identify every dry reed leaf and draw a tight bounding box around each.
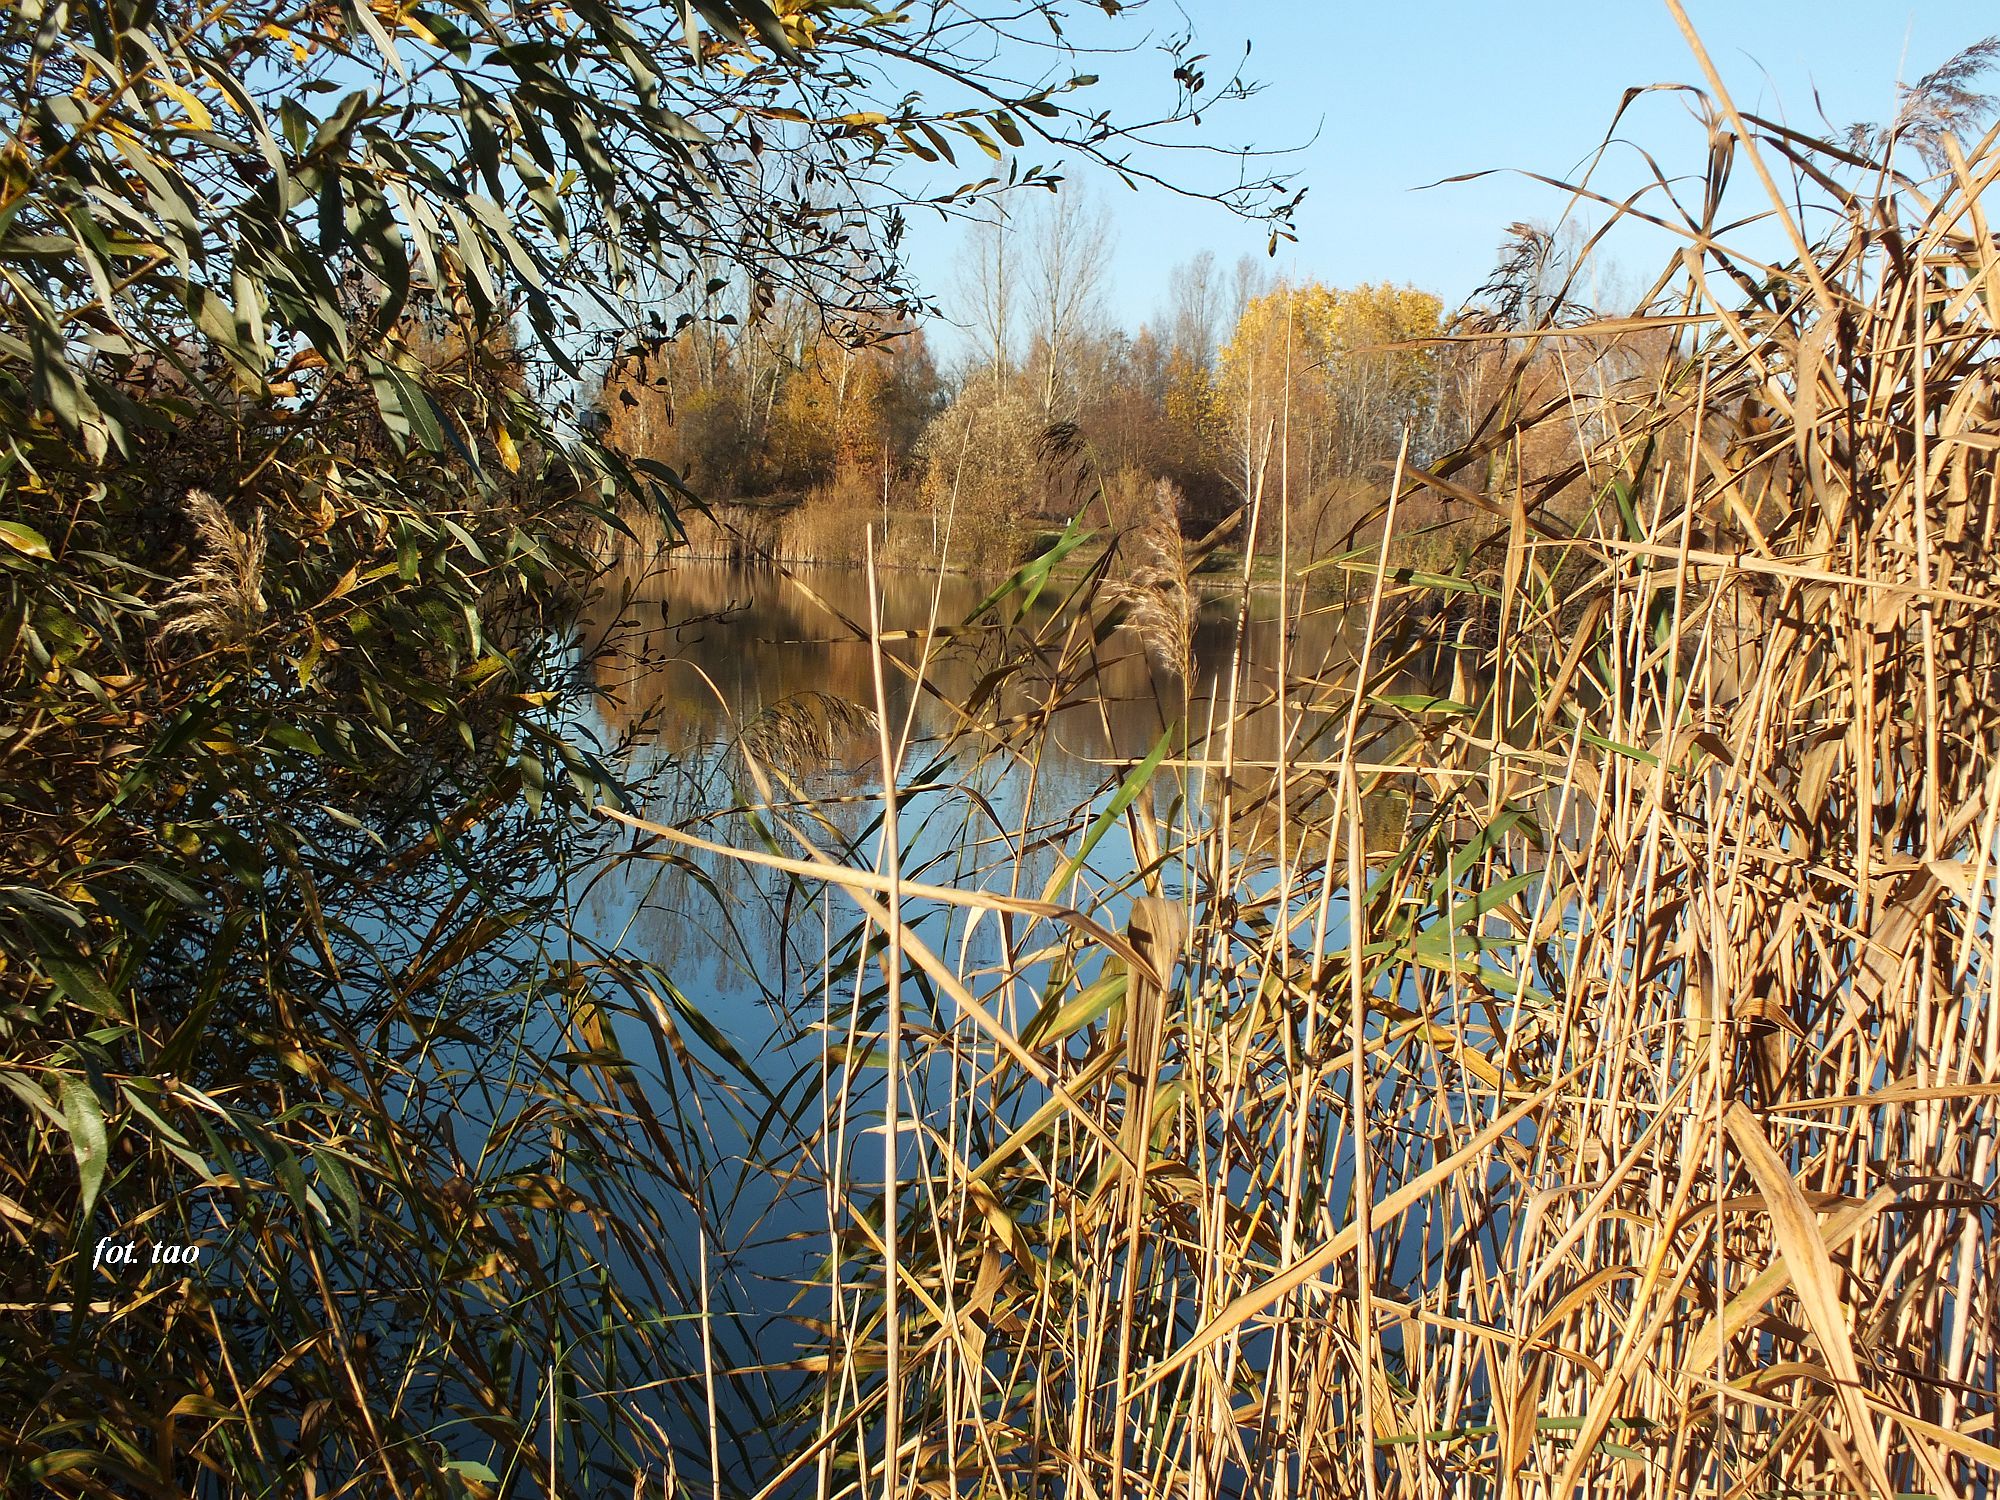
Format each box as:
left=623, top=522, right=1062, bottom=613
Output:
left=1723, top=1103, right=1893, bottom=1496
left=1854, top=869, right=1944, bottom=1011
left=1499, top=1354, right=1547, bottom=1494
left=1527, top=1264, right=1641, bottom=1349
left=602, top=806, right=1163, bottom=984
left=1682, top=1188, right=1894, bottom=1373
left=1864, top=1393, right=2000, bottom=1471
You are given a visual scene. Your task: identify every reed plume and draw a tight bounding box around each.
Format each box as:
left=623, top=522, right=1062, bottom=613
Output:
left=155, top=489, right=267, bottom=648
left=734, top=690, right=880, bottom=777
left=1106, top=476, right=1197, bottom=685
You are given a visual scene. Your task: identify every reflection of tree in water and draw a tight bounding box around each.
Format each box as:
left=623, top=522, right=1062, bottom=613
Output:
left=573, top=560, right=1461, bottom=1023
left=580, top=558, right=950, bottom=757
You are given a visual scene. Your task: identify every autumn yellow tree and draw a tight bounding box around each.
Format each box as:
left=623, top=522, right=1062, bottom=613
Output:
left=1214, top=280, right=1442, bottom=553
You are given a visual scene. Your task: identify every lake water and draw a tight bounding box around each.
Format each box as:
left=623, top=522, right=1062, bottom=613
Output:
left=569, top=554, right=1435, bottom=1049
left=554, top=556, right=1442, bottom=1486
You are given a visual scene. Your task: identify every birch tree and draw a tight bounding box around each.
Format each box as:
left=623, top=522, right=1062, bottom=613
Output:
left=1027, top=191, right=1115, bottom=422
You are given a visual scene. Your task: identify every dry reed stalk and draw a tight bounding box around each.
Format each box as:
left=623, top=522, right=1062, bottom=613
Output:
left=611, top=36, right=2000, bottom=1497
left=863, top=529, right=907, bottom=1500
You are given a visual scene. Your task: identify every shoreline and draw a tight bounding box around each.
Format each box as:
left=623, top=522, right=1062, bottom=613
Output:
left=607, top=544, right=1314, bottom=595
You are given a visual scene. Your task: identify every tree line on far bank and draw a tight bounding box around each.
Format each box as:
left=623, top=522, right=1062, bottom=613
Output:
left=590, top=207, right=1625, bottom=572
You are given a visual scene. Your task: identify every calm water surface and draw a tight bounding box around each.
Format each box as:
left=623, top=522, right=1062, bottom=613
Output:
left=555, top=557, right=1438, bottom=1483
left=569, top=556, right=1433, bottom=1014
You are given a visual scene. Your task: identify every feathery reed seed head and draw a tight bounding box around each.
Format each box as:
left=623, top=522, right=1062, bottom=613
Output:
left=156, top=489, right=267, bottom=649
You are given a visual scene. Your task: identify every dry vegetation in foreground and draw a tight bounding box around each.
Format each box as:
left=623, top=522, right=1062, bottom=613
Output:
left=615, top=35, right=2000, bottom=1499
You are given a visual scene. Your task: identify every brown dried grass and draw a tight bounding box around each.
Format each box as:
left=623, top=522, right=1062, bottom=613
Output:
left=618, top=40, right=2000, bottom=1497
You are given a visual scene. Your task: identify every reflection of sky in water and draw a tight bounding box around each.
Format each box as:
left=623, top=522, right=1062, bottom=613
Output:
left=568, top=558, right=1440, bottom=1024
left=555, top=559, right=1455, bottom=1485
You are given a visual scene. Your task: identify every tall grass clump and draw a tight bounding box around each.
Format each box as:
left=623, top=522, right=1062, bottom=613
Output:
left=615, top=34, right=2000, bottom=1496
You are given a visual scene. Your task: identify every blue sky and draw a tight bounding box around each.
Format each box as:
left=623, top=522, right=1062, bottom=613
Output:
left=897, top=0, right=2000, bottom=356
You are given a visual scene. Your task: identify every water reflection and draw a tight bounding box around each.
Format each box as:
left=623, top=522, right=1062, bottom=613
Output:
left=570, top=557, right=1454, bottom=1022
left=578, top=555, right=1426, bottom=767
left=562, top=557, right=1444, bottom=1485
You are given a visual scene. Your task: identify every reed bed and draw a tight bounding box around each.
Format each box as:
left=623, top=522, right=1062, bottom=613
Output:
left=614, top=54, right=2000, bottom=1499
